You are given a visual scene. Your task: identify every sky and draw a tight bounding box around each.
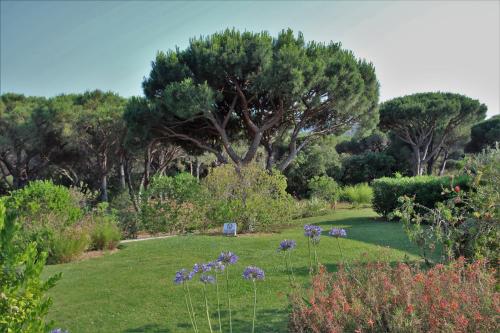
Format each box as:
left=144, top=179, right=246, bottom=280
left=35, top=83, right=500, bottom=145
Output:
left=1, top=0, right=499, bottom=117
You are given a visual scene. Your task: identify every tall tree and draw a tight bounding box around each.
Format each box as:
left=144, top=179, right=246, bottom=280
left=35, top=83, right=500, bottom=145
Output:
left=379, top=92, right=486, bottom=176
left=128, top=29, right=379, bottom=171
left=465, top=115, right=500, bottom=153
left=0, top=94, right=70, bottom=190
left=72, top=91, right=127, bottom=201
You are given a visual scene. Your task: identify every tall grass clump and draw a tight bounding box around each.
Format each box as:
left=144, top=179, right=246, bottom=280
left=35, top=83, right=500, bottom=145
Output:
left=342, top=183, right=373, bottom=207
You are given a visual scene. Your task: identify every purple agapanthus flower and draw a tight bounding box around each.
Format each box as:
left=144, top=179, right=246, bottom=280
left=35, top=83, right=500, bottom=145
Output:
left=200, top=274, right=215, bottom=284
left=201, top=263, right=212, bottom=272
left=210, top=260, right=225, bottom=273
left=217, top=251, right=239, bottom=265
left=174, top=268, right=194, bottom=284
left=304, top=225, right=322, bottom=243
left=51, top=329, right=69, bottom=333
left=242, top=266, right=265, bottom=281
left=329, top=228, right=347, bottom=238
left=192, top=263, right=201, bottom=274
left=278, top=239, right=296, bottom=252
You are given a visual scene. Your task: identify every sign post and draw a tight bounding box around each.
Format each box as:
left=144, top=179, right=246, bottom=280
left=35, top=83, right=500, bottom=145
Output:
left=223, top=222, right=237, bottom=237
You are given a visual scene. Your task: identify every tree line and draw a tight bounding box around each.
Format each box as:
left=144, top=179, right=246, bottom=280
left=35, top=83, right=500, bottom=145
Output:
left=1, top=29, right=497, bottom=201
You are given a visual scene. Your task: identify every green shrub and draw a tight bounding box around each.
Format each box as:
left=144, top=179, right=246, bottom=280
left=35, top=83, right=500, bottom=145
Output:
left=3, top=180, right=85, bottom=260
left=140, top=173, right=207, bottom=233
left=395, top=147, right=499, bottom=263
left=88, top=203, right=121, bottom=251
left=49, top=226, right=90, bottom=264
left=340, top=152, right=396, bottom=184
left=295, top=197, right=330, bottom=218
left=372, top=175, right=470, bottom=217
left=0, top=202, right=61, bottom=332
left=307, top=176, right=341, bottom=204
left=341, top=183, right=373, bottom=207
left=110, top=191, right=139, bottom=238
left=203, top=163, right=295, bottom=232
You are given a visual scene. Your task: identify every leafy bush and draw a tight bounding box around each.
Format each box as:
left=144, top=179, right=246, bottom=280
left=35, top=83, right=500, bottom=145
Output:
left=341, top=183, right=373, bottom=207
left=372, top=175, right=470, bottom=216
left=0, top=202, right=61, bottom=332
left=307, top=176, right=340, bottom=205
left=203, top=164, right=295, bottom=232
left=396, top=147, right=500, bottom=264
left=284, top=135, right=342, bottom=198
left=109, top=191, right=139, bottom=239
left=295, top=197, right=330, bottom=218
left=4, top=180, right=83, bottom=224
left=340, top=151, right=396, bottom=184
left=2, top=180, right=85, bottom=260
left=289, top=258, right=499, bottom=333
left=49, top=226, right=90, bottom=264
left=140, top=173, right=207, bottom=233
left=88, top=203, right=121, bottom=251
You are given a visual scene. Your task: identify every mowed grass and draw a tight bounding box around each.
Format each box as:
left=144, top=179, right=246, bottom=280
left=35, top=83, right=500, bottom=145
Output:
left=43, top=208, right=421, bottom=333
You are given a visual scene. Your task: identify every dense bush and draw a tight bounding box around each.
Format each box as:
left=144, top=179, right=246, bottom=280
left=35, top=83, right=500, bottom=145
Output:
left=307, top=175, right=340, bottom=205
left=396, top=147, right=500, bottom=264
left=0, top=202, right=61, bottom=332
left=87, top=203, right=121, bottom=251
left=284, top=135, right=342, bottom=198
left=2, top=180, right=85, bottom=259
left=341, top=183, right=373, bottom=207
left=204, top=164, right=295, bottom=231
left=372, top=175, right=470, bottom=216
left=109, top=191, right=139, bottom=239
left=340, top=151, right=396, bottom=184
left=139, top=173, right=207, bottom=233
left=289, top=258, right=499, bottom=333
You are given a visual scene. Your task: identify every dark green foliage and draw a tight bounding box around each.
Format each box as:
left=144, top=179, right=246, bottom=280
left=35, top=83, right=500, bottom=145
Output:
left=372, top=175, right=470, bottom=217
left=284, top=135, right=342, bottom=197
left=340, top=152, right=396, bottom=184
left=379, top=92, right=486, bottom=175
left=131, top=29, right=379, bottom=170
left=0, top=94, right=67, bottom=190
left=336, top=130, right=389, bottom=154
left=0, top=202, right=61, bottom=332
left=465, top=115, right=500, bottom=153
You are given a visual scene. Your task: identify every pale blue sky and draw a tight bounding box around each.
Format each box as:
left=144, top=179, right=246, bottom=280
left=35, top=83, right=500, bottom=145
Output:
left=1, top=0, right=499, bottom=117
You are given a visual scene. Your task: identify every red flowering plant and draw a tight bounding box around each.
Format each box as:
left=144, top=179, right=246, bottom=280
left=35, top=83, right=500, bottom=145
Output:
left=289, top=258, right=499, bottom=333
left=395, top=147, right=499, bottom=264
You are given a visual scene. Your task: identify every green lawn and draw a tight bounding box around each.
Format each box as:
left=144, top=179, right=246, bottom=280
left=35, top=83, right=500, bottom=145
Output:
left=43, top=208, right=421, bottom=333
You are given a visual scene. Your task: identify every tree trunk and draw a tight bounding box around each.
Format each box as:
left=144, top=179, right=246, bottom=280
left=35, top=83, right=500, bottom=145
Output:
left=438, top=150, right=449, bottom=176
left=195, top=159, right=200, bottom=181
left=119, top=162, right=126, bottom=190
left=143, top=144, right=152, bottom=190
left=426, top=155, right=435, bottom=175
left=100, top=174, right=108, bottom=202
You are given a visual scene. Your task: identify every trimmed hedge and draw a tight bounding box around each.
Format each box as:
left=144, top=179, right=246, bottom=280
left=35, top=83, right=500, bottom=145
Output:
left=372, top=175, right=469, bottom=217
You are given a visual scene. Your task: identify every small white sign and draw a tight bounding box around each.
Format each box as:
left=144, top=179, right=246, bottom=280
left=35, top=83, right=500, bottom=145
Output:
left=223, top=222, right=237, bottom=236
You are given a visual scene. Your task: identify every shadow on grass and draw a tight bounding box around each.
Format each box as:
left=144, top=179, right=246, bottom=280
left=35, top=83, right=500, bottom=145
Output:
left=312, top=216, right=421, bottom=257
left=171, top=308, right=288, bottom=333
left=122, top=324, right=170, bottom=333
